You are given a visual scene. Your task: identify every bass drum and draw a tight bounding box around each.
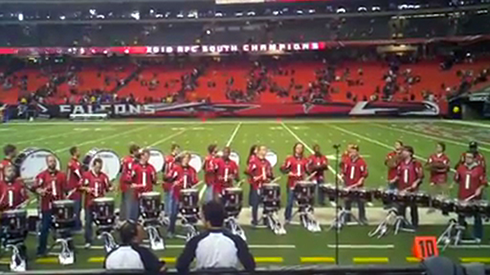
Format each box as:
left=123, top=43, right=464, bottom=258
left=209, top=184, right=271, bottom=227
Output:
left=217, top=150, right=240, bottom=166
left=266, top=150, right=278, bottom=167
left=14, top=148, right=61, bottom=180
left=148, top=148, right=165, bottom=172
left=189, top=153, right=203, bottom=173
left=82, top=148, right=121, bottom=181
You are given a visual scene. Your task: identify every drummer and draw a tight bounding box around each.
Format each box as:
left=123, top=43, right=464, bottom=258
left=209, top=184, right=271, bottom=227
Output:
left=66, top=146, right=83, bottom=231
left=281, top=142, right=309, bottom=224
left=246, top=145, right=274, bottom=226
left=307, top=144, right=328, bottom=206
left=246, top=145, right=259, bottom=206
left=32, top=154, right=67, bottom=257
left=0, top=164, right=28, bottom=211
left=163, top=144, right=180, bottom=217
left=452, top=151, right=487, bottom=242
left=119, top=144, right=140, bottom=221
left=0, top=144, right=16, bottom=181
left=80, top=158, right=112, bottom=248
left=129, top=149, right=157, bottom=221
left=215, top=147, right=240, bottom=201
left=340, top=145, right=368, bottom=225
left=165, top=152, right=198, bottom=237
left=203, top=144, right=219, bottom=203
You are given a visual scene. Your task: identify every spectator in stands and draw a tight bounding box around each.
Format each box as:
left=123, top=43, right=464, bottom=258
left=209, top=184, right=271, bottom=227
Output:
left=104, top=220, right=166, bottom=272
left=176, top=201, right=255, bottom=274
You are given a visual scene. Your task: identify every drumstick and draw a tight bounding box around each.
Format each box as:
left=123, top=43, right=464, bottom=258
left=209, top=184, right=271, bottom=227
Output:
left=305, top=171, right=317, bottom=181
left=464, top=193, right=478, bottom=202
left=193, top=180, right=204, bottom=188
left=236, top=180, right=245, bottom=188
left=270, top=176, right=281, bottom=183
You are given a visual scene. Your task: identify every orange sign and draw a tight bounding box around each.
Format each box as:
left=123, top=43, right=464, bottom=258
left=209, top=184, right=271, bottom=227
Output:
left=412, top=236, right=439, bottom=259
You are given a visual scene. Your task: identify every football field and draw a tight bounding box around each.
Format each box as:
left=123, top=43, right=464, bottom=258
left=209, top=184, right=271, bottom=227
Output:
left=2, top=118, right=490, bottom=270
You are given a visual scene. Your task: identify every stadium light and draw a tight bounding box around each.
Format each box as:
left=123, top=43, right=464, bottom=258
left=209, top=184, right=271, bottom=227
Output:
left=358, top=6, right=367, bottom=12
left=89, top=9, right=96, bottom=16
left=336, top=8, right=346, bottom=13
left=18, top=13, right=24, bottom=21
left=131, top=11, right=140, bottom=20
left=215, top=12, right=223, bottom=17
left=247, top=11, right=256, bottom=16
left=308, top=9, right=315, bottom=14
left=60, top=15, right=66, bottom=20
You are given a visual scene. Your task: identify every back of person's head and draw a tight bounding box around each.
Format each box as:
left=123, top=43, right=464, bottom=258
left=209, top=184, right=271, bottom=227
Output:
left=119, top=220, right=140, bottom=245
left=203, top=201, right=225, bottom=228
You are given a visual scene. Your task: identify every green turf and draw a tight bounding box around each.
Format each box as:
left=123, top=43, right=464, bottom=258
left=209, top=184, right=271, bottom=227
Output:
left=2, top=119, right=490, bottom=270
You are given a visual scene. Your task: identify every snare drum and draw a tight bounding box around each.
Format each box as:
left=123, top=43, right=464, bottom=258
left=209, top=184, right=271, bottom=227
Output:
left=414, top=192, right=431, bottom=207
left=92, top=197, right=115, bottom=221
left=52, top=200, right=75, bottom=227
left=261, top=183, right=280, bottom=209
left=455, top=200, right=478, bottom=216
left=14, top=148, right=61, bottom=180
left=180, top=189, right=199, bottom=209
left=476, top=201, right=490, bottom=217
left=140, top=192, right=161, bottom=219
left=320, top=184, right=337, bottom=201
left=294, top=181, right=315, bottom=205
left=223, top=187, right=243, bottom=216
left=1, top=209, right=27, bottom=235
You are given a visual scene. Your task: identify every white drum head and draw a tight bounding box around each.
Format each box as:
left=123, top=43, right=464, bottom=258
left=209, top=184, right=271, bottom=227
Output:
left=148, top=148, right=165, bottom=172
left=93, top=197, right=114, bottom=203
left=265, top=151, right=278, bottom=167
left=19, top=149, right=61, bottom=180
left=89, top=149, right=121, bottom=181
left=189, top=153, right=203, bottom=173
left=217, top=151, right=240, bottom=166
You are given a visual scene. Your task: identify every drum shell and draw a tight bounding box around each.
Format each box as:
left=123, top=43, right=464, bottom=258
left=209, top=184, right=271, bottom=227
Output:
left=140, top=193, right=162, bottom=219
left=179, top=190, right=199, bottom=209
left=52, top=200, right=75, bottom=225
left=294, top=182, right=315, bottom=205
left=1, top=210, right=27, bottom=235
left=223, top=188, right=243, bottom=217
left=92, top=198, right=115, bottom=222
left=261, top=184, right=281, bottom=209
left=455, top=202, right=477, bottom=216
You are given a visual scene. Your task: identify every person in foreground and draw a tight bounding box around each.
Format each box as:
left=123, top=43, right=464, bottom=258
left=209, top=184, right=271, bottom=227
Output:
left=104, top=220, right=166, bottom=272
left=176, top=201, right=256, bottom=274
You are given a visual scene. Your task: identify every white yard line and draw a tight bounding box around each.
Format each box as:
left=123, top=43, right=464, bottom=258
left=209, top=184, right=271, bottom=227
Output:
left=442, top=120, right=490, bottom=129
left=327, top=244, right=394, bottom=249
left=148, top=130, right=186, bottom=147
left=281, top=122, right=341, bottom=179
left=226, top=122, right=242, bottom=147
left=15, top=130, right=81, bottom=145
left=80, top=244, right=296, bottom=250
left=330, top=125, right=456, bottom=172
left=374, top=123, right=490, bottom=152
left=54, top=125, right=151, bottom=153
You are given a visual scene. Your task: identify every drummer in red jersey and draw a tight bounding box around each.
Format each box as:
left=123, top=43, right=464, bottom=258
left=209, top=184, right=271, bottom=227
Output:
left=307, top=144, right=328, bottom=206
left=119, top=144, right=140, bottom=221
left=203, top=144, right=219, bottom=203
left=66, top=146, right=83, bottom=231
left=389, top=146, right=424, bottom=229
left=165, top=152, right=198, bottom=237
left=281, top=142, right=309, bottom=223
left=385, top=140, right=403, bottom=189
left=425, top=142, right=450, bottom=203
left=32, top=154, right=67, bottom=257
left=246, top=145, right=259, bottom=206
left=79, top=158, right=112, bottom=248
left=246, top=145, right=273, bottom=226
left=339, top=144, right=354, bottom=170
left=452, top=151, right=487, bottom=242
left=0, top=164, right=28, bottom=211
left=0, top=144, right=16, bottom=181
left=341, top=145, right=368, bottom=224
left=215, top=147, right=240, bottom=200
left=163, top=144, right=180, bottom=217
left=129, top=149, right=157, bottom=221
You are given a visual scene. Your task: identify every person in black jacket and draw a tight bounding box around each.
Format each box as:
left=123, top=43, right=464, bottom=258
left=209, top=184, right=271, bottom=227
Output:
left=104, top=220, right=166, bottom=273
left=176, top=201, right=255, bottom=274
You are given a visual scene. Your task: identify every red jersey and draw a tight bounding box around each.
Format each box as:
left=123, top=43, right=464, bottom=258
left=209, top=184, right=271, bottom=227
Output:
left=396, top=159, right=424, bottom=191
left=203, top=154, right=218, bottom=186
left=81, top=170, right=110, bottom=208
left=454, top=164, right=487, bottom=200
left=307, top=154, right=328, bottom=182
left=459, top=152, right=486, bottom=172
left=385, top=151, right=400, bottom=181
left=131, top=162, right=157, bottom=196
left=247, top=157, right=273, bottom=190
left=0, top=158, right=13, bottom=181
left=246, top=155, right=258, bottom=185
left=162, top=154, right=177, bottom=192
left=0, top=178, right=28, bottom=211
left=214, top=158, right=239, bottom=194
left=426, top=153, right=450, bottom=184
left=33, top=170, right=67, bottom=211
left=340, top=151, right=350, bottom=170
left=281, top=155, right=309, bottom=188
left=166, top=165, right=198, bottom=200
left=66, top=157, right=83, bottom=200
left=119, top=155, right=136, bottom=192
left=342, top=157, right=368, bottom=187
